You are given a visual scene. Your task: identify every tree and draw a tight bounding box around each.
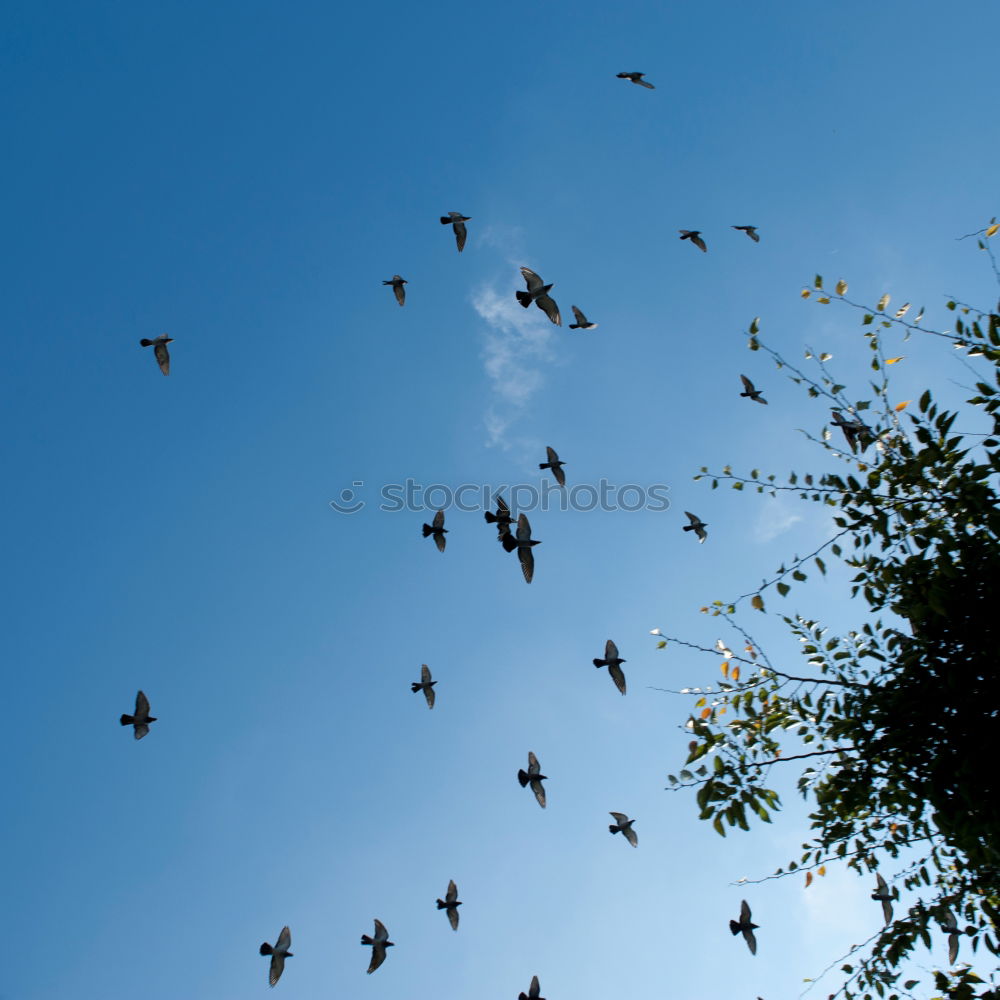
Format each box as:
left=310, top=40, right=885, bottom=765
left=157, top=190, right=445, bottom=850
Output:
left=654, top=228, right=1000, bottom=1000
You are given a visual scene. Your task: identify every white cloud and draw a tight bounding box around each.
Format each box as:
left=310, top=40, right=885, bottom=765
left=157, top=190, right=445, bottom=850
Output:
left=754, top=496, right=804, bottom=543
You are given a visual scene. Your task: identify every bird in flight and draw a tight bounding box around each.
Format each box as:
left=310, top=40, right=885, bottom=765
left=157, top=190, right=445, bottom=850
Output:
left=440, top=212, right=471, bottom=252
left=501, top=513, right=541, bottom=583
left=608, top=812, right=638, bottom=847
left=518, top=751, right=547, bottom=808
left=422, top=510, right=448, bottom=552
left=616, top=71, right=655, bottom=89
left=683, top=511, right=708, bottom=543
left=139, top=334, right=173, bottom=375
left=593, top=639, right=627, bottom=695
left=383, top=275, right=407, bottom=306
left=519, top=975, right=546, bottom=1000
left=539, top=446, right=566, bottom=487
left=516, top=267, right=561, bottom=326
left=732, top=225, right=760, bottom=242
left=568, top=305, right=598, bottom=330
left=259, top=925, right=293, bottom=987
left=730, top=899, right=759, bottom=954
left=436, top=880, right=462, bottom=930
left=871, top=874, right=893, bottom=926
left=485, top=494, right=514, bottom=538
left=831, top=409, right=872, bottom=451
left=411, top=664, right=437, bottom=709
left=120, top=690, right=157, bottom=740
left=679, top=230, right=707, bottom=253
left=361, top=919, right=394, bottom=974
left=739, top=374, right=768, bottom=404
left=942, top=908, right=961, bottom=965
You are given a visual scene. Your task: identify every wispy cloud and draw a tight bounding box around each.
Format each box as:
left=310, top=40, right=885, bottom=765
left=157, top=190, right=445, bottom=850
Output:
left=754, top=496, right=804, bottom=543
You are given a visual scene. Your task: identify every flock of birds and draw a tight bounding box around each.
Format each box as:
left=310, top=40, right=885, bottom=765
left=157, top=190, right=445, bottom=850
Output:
left=123, top=70, right=914, bottom=991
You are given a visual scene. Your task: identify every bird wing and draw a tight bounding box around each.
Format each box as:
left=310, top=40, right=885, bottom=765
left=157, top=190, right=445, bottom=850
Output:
left=434, top=532, right=446, bottom=553
left=516, top=513, right=531, bottom=541
left=454, top=221, right=467, bottom=252
left=553, top=464, right=565, bottom=486
left=520, top=267, right=544, bottom=293
left=527, top=751, right=540, bottom=775
left=741, top=900, right=752, bottom=922
left=605, top=639, right=619, bottom=661
left=135, top=690, right=150, bottom=718
left=531, top=778, right=546, bottom=808
left=692, top=233, right=707, bottom=252
left=501, top=531, right=518, bottom=553
left=948, top=931, right=960, bottom=965
left=536, top=293, right=562, bottom=326
left=496, top=494, right=510, bottom=515
left=881, top=895, right=893, bottom=926
left=367, top=942, right=386, bottom=974
left=609, top=811, right=628, bottom=825
left=425, top=685, right=435, bottom=708
left=519, top=545, right=534, bottom=583
left=373, top=919, right=389, bottom=941
left=546, top=446, right=559, bottom=464
left=530, top=975, right=541, bottom=998
left=747, top=227, right=760, bottom=241
left=269, top=952, right=286, bottom=986
left=740, top=374, right=755, bottom=393
left=743, top=926, right=757, bottom=955
left=276, top=926, right=291, bottom=952
left=421, top=664, right=432, bottom=684
left=570, top=306, right=587, bottom=326
left=133, top=722, right=149, bottom=740
left=432, top=510, right=445, bottom=529
left=623, top=824, right=638, bottom=848
left=609, top=662, right=627, bottom=695
left=393, top=283, right=405, bottom=306
left=685, top=511, right=700, bottom=526
left=446, top=879, right=457, bottom=903
left=447, top=906, right=459, bottom=931
left=154, top=342, right=170, bottom=375
left=636, top=77, right=655, bottom=89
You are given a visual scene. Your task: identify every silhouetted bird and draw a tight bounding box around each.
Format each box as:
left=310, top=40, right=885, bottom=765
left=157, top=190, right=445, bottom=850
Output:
left=361, top=919, right=394, bottom=974
left=485, top=494, right=514, bottom=537
left=139, top=334, right=173, bottom=375
left=120, top=690, right=157, bottom=740
left=616, top=72, right=655, bottom=89
left=568, top=305, right=598, bottom=330
left=436, top=880, right=462, bottom=931
left=831, top=409, right=872, bottom=451
left=740, top=375, right=768, bottom=404
left=422, top=510, right=447, bottom=552
left=516, top=267, right=561, bottom=326
left=539, top=446, right=566, bottom=486
left=501, top=513, right=541, bottom=583
left=518, top=751, right=547, bottom=808
left=730, top=900, right=758, bottom=955
left=593, top=639, right=626, bottom=695
left=732, top=225, right=760, bottom=242
left=683, top=511, right=708, bottom=543
left=383, top=275, right=407, bottom=306
left=679, top=230, right=707, bottom=253
left=411, top=664, right=436, bottom=708
left=260, top=926, right=292, bottom=987
left=872, top=874, right=894, bottom=926
left=608, top=811, right=638, bottom=847
left=440, top=212, right=470, bottom=252
left=942, top=908, right=960, bottom=965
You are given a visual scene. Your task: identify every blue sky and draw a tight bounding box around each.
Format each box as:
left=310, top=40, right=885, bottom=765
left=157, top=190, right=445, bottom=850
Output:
left=3, top=0, right=1000, bottom=997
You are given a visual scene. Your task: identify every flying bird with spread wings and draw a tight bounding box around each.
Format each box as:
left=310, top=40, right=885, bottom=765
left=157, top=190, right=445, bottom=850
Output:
left=683, top=511, right=708, bottom=543
left=259, top=926, right=293, bottom=987
left=411, top=664, right=436, bottom=709
left=593, top=639, right=627, bottom=695
left=739, top=374, right=768, bottom=404
left=679, top=230, right=707, bottom=253
left=568, top=305, right=598, bottom=330
left=501, top=513, right=541, bottom=583
left=516, top=267, right=561, bottom=326
left=871, top=874, right=894, bottom=926
left=484, top=494, right=514, bottom=538
left=139, top=334, right=173, bottom=375
left=616, top=72, right=655, bottom=89
left=383, top=275, right=407, bottom=306
left=436, top=880, right=462, bottom=931
left=942, top=908, right=961, bottom=965
left=539, top=446, right=566, bottom=487
left=361, top=919, right=394, bottom=974
left=608, top=812, right=638, bottom=847
left=732, top=225, right=760, bottom=242
left=120, top=690, right=157, bottom=740
left=440, top=212, right=471, bottom=252
left=730, top=899, right=759, bottom=955
left=422, top=510, right=448, bottom=552
left=517, top=751, right=547, bottom=808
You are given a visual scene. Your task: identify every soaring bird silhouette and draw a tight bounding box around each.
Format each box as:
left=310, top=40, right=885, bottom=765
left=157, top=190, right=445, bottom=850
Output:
left=436, top=880, right=462, bottom=931
left=502, top=513, right=541, bottom=583
left=730, top=899, right=758, bottom=954
left=567, top=305, right=598, bottom=330
left=361, top=919, right=394, bottom=974
left=422, top=510, right=448, bottom=552
left=411, top=664, right=436, bottom=709
left=608, top=811, right=638, bottom=847
left=831, top=409, right=873, bottom=451
left=616, top=72, right=655, bottom=89
left=593, top=639, right=627, bottom=695
left=139, top=334, right=173, bottom=375
left=383, top=275, right=407, bottom=306
left=259, top=925, right=293, bottom=987
left=739, top=374, right=768, bottom=404
left=120, top=690, right=157, bottom=740
left=539, top=446, right=566, bottom=487
left=516, top=267, right=561, bottom=326
left=683, top=511, right=708, bottom=543
left=679, top=230, right=707, bottom=253
left=871, top=874, right=894, bottom=926
left=518, top=751, right=547, bottom=808
left=485, top=494, right=514, bottom=538
left=732, top=225, right=760, bottom=242
left=440, top=212, right=470, bottom=252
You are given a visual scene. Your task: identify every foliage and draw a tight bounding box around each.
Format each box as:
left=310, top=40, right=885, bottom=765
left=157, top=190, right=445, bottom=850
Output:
left=655, top=231, right=1000, bottom=1000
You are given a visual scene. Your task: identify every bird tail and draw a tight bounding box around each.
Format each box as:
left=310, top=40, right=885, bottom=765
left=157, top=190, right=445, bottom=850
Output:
left=361, top=935, right=374, bottom=946
left=120, top=714, right=134, bottom=726
left=501, top=534, right=517, bottom=552
left=682, top=524, right=694, bottom=532
left=729, top=921, right=741, bottom=936
left=484, top=511, right=498, bottom=523
left=139, top=339, right=154, bottom=347
left=517, top=769, right=530, bottom=787
left=568, top=323, right=580, bottom=329
left=440, top=217, right=452, bottom=225
left=515, top=291, right=532, bottom=308
left=609, top=824, right=620, bottom=833
left=411, top=683, right=422, bottom=693
left=539, top=462, right=551, bottom=470
left=436, top=899, right=446, bottom=909
left=593, top=658, right=607, bottom=668
left=260, top=943, right=273, bottom=956
left=422, top=524, right=433, bottom=536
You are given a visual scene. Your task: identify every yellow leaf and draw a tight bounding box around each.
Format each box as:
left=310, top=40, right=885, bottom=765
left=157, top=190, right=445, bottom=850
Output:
left=801, top=288, right=812, bottom=298
left=819, top=352, right=832, bottom=361
left=751, top=594, right=765, bottom=612
left=805, top=871, right=813, bottom=888
left=818, top=865, right=827, bottom=876
left=695, top=697, right=706, bottom=708
left=895, top=303, right=910, bottom=318
left=721, top=661, right=730, bottom=677
left=731, top=665, right=741, bottom=682
left=877, top=293, right=890, bottom=311
left=987, top=223, right=999, bottom=238
left=835, top=279, right=848, bottom=295
left=895, top=400, right=910, bottom=412
left=700, top=707, right=711, bottom=720
left=816, top=296, right=831, bottom=305
left=656, top=640, right=667, bottom=649
left=699, top=606, right=709, bottom=614
left=885, top=356, right=904, bottom=364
